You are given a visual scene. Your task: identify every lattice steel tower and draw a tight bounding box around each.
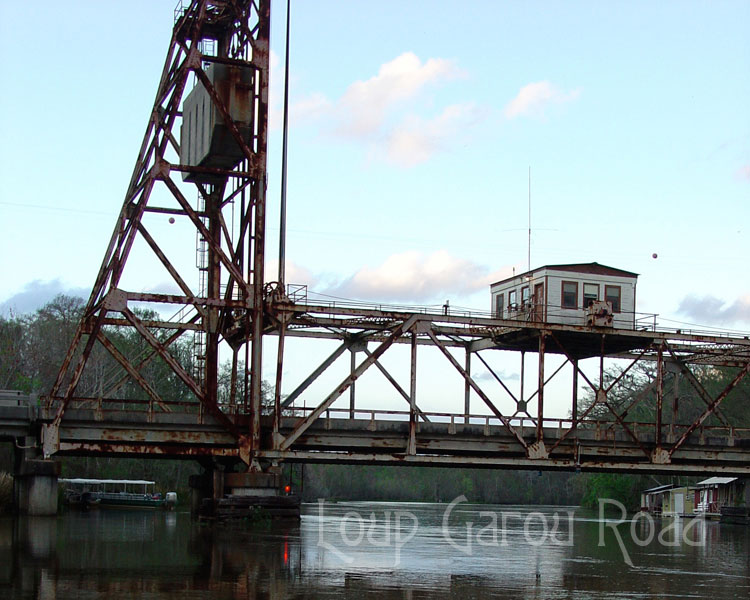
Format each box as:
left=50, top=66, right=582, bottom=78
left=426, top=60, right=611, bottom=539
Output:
left=45, top=1, right=273, bottom=464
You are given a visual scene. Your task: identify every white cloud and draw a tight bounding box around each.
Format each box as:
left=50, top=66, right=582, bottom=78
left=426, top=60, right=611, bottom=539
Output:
left=268, top=51, right=336, bottom=131
left=265, top=259, right=318, bottom=288
left=677, top=294, right=750, bottom=325
left=335, top=52, right=465, bottom=138
left=736, top=165, right=750, bottom=181
left=290, top=92, right=332, bottom=123
left=503, top=81, right=580, bottom=119
left=324, top=250, right=512, bottom=304
left=0, top=279, right=89, bottom=317
left=384, top=103, right=483, bottom=167
left=281, top=52, right=477, bottom=165
left=473, top=368, right=520, bottom=383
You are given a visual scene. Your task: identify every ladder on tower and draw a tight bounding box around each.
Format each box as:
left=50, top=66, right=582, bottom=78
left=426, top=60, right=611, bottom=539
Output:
left=193, top=192, right=209, bottom=385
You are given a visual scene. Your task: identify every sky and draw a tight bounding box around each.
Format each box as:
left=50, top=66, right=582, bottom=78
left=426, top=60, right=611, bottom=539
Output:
left=1, top=1, right=749, bottom=416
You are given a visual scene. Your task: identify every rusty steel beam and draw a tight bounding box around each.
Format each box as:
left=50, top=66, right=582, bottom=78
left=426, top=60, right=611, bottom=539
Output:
left=464, top=348, right=471, bottom=423
left=665, top=343, right=731, bottom=426
left=95, top=331, right=171, bottom=414
left=281, top=341, right=350, bottom=408
left=100, top=317, right=202, bottom=330
left=426, top=328, right=528, bottom=450
left=52, top=308, right=109, bottom=427
left=656, top=343, right=664, bottom=448
left=294, top=303, right=750, bottom=346
left=279, top=315, right=419, bottom=450
left=162, top=172, right=253, bottom=299
left=474, top=351, right=519, bottom=404
left=102, top=317, right=198, bottom=399
left=364, top=348, right=430, bottom=423
left=136, top=223, right=207, bottom=319
left=258, top=449, right=750, bottom=476
left=273, top=322, right=286, bottom=443
left=407, top=330, right=418, bottom=455
left=44, top=2, right=272, bottom=465
left=668, top=361, right=750, bottom=457
left=58, top=442, right=239, bottom=459
left=120, top=308, right=205, bottom=404
left=349, top=346, right=357, bottom=419
left=537, top=333, right=545, bottom=442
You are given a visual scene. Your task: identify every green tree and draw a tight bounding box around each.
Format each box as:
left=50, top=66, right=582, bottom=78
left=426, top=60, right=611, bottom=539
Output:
left=580, top=473, right=644, bottom=510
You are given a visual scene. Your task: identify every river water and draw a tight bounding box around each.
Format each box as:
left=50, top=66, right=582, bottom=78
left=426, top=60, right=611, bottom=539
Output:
left=1, top=501, right=748, bottom=599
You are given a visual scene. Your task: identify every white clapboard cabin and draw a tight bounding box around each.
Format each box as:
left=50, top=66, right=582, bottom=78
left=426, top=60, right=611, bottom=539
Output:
left=490, top=263, right=638, bottom=329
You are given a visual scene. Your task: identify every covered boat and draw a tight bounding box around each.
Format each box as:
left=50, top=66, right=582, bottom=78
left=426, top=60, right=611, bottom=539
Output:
left=60, top=478, right=177, bottom=509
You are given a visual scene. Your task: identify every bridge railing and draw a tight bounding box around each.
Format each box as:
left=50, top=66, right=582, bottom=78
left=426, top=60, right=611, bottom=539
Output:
left=40, top=395, right=750, bottom=448
left=0, top=390, right=34, bottom=407
left=276, top=405, right=750, bottom=444
left=298, top=293, right=750, bottom=339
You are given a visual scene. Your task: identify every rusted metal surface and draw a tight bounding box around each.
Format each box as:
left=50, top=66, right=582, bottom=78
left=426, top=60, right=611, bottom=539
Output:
left=537, top=333, right=545, bottom=442
left=259, top=449, right=750, bottom=476
left=11, top=388, right=750, bottom=474
left=656, top=343, right=664, bottom=448
left=668, top=360, right=750, bottom=457
left=44, top=1, right=269, bottom=462
left=95, top=331, right=171, bottom=414
left=279, top=315, right=419, bottom=451
left=407, top=330, right=418, bottom=455
left=364, top=347, right=430, bottom=422
left=426, top=328, right=529, bottom=450
left=34, top=0, right=750, bottom=477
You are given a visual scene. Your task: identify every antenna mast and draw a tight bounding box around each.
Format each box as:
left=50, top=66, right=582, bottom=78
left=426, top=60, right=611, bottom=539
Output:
left=527, top=166, right=531, bottom=274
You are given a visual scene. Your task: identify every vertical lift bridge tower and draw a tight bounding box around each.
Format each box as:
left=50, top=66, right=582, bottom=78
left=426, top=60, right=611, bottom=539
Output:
left=46, top=0, right=273, bottom=469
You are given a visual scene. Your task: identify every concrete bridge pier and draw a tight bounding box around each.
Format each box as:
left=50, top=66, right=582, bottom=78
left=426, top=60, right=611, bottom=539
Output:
left=14, top=437, right=60, bottom=516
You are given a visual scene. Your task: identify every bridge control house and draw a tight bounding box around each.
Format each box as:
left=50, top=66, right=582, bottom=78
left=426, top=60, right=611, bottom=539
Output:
left=490, top=263, right=638, bottom=329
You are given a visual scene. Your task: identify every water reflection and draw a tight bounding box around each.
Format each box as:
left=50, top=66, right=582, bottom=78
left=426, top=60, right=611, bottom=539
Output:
left=1, top=503, right=748, bottom=599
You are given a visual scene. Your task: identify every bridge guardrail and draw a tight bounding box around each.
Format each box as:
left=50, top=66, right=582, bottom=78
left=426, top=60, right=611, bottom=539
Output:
left=0, top=390, right=32, bottom=407
left=272, top=405, right=750, bottom=444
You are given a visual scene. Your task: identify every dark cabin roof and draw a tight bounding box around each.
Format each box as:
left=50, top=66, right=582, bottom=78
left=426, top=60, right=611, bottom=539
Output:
left=490, top=262, right=639, bottom=287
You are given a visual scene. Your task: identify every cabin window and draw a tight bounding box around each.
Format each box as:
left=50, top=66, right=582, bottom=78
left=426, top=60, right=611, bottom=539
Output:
left=495, top=294, right=504, bottom=318
left=583, top=283, right=599, bottom=308
left=605, top=285, right=621, bottom=312
left=521, top=286, right=530, bottom=309
left=508, top=290, right=517, bottom=310
left=561, top=281, right=578, bottom=309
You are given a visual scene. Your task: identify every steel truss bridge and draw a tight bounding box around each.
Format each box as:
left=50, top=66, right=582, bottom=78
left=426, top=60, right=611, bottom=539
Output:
left=10, top=1, right=749, bottom=477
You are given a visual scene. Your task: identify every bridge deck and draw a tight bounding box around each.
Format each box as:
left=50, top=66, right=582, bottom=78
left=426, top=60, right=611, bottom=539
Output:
left=3, top=405, right=744, bottom=476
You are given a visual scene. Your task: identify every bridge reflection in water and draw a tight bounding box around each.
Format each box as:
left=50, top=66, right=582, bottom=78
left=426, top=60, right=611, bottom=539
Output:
left=1, top=504, right=748, bottom=599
